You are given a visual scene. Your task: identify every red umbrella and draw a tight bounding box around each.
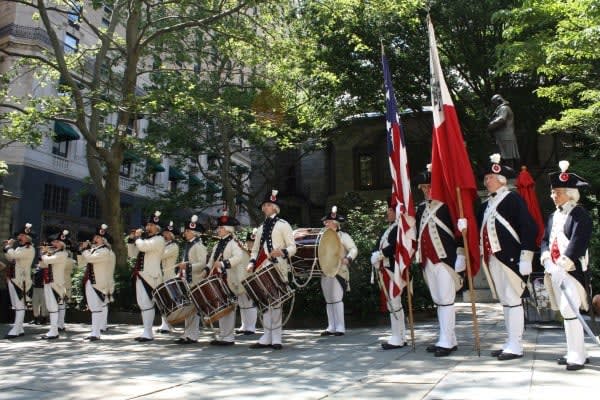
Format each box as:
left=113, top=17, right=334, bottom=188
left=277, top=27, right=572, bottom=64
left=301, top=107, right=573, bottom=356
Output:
left=516, top=166, right=545, bottom=248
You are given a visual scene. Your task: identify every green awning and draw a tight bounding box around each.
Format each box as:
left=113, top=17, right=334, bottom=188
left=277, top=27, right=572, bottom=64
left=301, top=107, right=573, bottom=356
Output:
left=123, top=150, right=140, bottom=163
left=189, top=175, right=202, bottom=185
left=53, top=121, right=80, bottom=142
left=146, top=158, right=165, bottom=172
left=169, top=166, right=186, bottom=181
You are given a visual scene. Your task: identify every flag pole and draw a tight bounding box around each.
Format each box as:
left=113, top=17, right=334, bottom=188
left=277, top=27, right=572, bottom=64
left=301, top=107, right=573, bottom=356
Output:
left=456, top=186, right=481, bottom=356
left=405, top=263, right=416, bottom=351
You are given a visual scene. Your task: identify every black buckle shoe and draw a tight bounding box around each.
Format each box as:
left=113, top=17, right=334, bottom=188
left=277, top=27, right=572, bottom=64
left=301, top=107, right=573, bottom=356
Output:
left=490, top=349, right=504, bottom=357
left=434, top=346, right=458, bottom=357
left=333, top=332, right=345, bottom=336
left=566, top=363, right=585, bottom=371
left=497, top=352, right=523, bottom=361
left=271, top=344, right=283, bottom=350
left=136, top=337, right=154, bottom=343
left=557, top=357, right=590, bottom=366
left=249, top=343, right=271, bottom=349
left=40, top=334, right=59, bottom=340
left=4, top=333, right=25, bottom=339
left=320, top=331, right=334, bottom=336
left=210, top=340, right=234, bottom=346
left=381, top=342, right=407, bottom=350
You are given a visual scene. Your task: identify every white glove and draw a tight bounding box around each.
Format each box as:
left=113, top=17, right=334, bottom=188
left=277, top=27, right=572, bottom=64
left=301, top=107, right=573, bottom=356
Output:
left=246, top=263, right=254, bottom=273
left=370, top=251, right=382, bottom=266
left=547, top=263, right=566, bottom=284
left=518, top=260, right=532, bottom=276
left=454, top=255, right=466, bottom=273
left=457, top=218, right=468, bottom=232
left=543, top=258, right=553, bottom=271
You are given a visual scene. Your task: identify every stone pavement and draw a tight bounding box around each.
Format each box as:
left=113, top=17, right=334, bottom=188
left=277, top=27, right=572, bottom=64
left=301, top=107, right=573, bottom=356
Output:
left=0, top=303, right=598, bottom=400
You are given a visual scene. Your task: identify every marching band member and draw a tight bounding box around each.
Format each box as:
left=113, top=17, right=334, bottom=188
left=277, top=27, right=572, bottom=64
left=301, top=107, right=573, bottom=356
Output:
left=3, top=223, right=35, bottom=339
left=247, top=190, right=296, bottom=350
left=31, top=264, right=48, bottom=325
left=476, top=154, right=536, bottom=360
left=173, top=215, right=207, bottom=344
left=236, top=229, right=258, bottom=335
left=414, top=165, right=464, bottom=357
left=156, top=221, right=179, bottom=334
left=371, top=197, right=407, bottom=350
left=39, top=228, right=72, bottom=340
left=541, top=161, right=592, bottom=371
left=320, top=206, right=358, bottom=337
left=208, top=210, right=248, bottom=346
left=132, top=211, right=166, bottom=342
left=81, top=224, right=116, bottom=341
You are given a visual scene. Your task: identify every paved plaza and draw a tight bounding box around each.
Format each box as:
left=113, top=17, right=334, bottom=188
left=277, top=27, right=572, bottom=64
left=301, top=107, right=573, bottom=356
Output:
left=1, top=303, right=598, bottom=400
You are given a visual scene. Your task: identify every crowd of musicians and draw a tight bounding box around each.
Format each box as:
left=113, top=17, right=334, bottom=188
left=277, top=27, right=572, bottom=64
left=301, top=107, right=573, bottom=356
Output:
left=1, top=155, right=595, bottom=371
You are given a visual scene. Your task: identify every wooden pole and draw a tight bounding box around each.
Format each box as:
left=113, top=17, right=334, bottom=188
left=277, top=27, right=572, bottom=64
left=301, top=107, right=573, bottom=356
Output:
left=456, top=187, right=481, bottom=356
left=405, top=267, right=416, bottom=351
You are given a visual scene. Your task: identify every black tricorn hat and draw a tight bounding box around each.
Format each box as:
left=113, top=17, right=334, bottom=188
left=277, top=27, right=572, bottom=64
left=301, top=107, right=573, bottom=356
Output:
left=145, top=210, right=162, bottom=225
left=216, top=210, right=240, bottom=227
left=260, top=189, right=281, bottom=207
left=321, top=205, right=345, bottom=223
left=95, top=223, right=112, bottom=244
left=14, top=222, right=36, bottom=239
left=481, top=153, right=516, bottom=179
left=48, top=228, right=71, bottom=244
left=183, top=215, right=205, bottom=233
left=413, top=163, right=432, bottom=185
left=549, top=160, right=590, bottom=189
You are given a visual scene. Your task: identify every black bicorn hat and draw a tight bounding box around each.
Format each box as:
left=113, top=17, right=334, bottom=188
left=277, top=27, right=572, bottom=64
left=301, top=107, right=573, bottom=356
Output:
left=260, top=189, right=281, bottom=207
left=481, top=153, right=516, bottom=179
left=95, top=223, right=112, bottom=244
left=15, top=222, right=35, bottom=239
left=413, top=163, right=432, bottom=185
left=146, top=210, right=161, bottom=225
left=163, top=220, right=177, bottom=234
left=549, top=160, right=590, bottom=189
left=321, top=205, right=346, bottom=223
left=49, top=228, right=71, bottom=244
left=216, top=209, right=240, bottom=227
left=184, top=215, right=205, bottom=233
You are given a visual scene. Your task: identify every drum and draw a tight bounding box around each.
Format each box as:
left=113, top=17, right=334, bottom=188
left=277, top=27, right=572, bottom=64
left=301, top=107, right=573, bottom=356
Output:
left=152, top=278, right=196, bottom=325
left=291, top=228, right=342, bottom=278
left=190, top=275, right=236, bottom=325
left=242, top=263, right=294, bottom=311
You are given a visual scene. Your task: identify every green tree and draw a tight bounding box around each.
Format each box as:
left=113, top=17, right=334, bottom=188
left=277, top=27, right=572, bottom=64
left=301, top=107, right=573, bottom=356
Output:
left=0, top=0, right=264, bottom=265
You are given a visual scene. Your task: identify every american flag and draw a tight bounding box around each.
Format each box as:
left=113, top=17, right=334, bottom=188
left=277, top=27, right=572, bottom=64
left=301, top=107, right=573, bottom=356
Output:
left=381, top=53, right=416, bottom=295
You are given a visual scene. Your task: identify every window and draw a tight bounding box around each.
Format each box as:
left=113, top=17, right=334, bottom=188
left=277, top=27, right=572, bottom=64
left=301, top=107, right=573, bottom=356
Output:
left=43, top=184, right=70, bottom=213
left=81, top=194, right=101, bottom=219
left=64, top=33, right=78, bottom=54
left=125, top=119, right=135, bottom=136
left=101, top=17, right=110, bottom=28
left=103, top=4, right=113, bottom=15
left=146, top=172, right=157, bottom=186
left=120, top=162, right=132, bottom=177
left=67, top=4, right=81, bottom=28
left=52, top=141, right=69, bottom=158
left=358, top=155, right=374, bottom=189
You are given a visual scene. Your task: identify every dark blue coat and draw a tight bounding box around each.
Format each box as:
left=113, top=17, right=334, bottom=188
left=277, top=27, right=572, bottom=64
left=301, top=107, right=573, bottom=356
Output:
left=541, top=205, right=592, bottom=288
left=416, top=201, right=461, bottom=267
left=477, top=191, right=537, bottom=280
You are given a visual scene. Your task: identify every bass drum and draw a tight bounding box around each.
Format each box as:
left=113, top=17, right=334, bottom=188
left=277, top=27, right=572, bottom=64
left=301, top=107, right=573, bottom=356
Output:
left=291, top=228, right=342, bottom=278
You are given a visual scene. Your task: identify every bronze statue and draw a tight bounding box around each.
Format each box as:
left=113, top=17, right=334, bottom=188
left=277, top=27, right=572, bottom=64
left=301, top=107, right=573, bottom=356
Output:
left=487, top=94, right=520, bottom=169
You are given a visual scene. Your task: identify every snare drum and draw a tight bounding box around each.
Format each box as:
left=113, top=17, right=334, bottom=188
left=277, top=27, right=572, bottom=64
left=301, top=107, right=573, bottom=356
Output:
left=190, top=275, right=236, bottom=324
left=153, top=278, right=196, bottom=325
left=242, top=263, right=294, bottom=311
left=291, top=228, right=342, bottom=278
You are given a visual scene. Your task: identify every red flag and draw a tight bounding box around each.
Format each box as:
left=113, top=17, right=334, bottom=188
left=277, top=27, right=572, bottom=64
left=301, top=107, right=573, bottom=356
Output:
left=516, top=166, right=544, bottom=247
left=428, top=18, right=480, bottom=276
left=381, top=52, right=417, bottom=294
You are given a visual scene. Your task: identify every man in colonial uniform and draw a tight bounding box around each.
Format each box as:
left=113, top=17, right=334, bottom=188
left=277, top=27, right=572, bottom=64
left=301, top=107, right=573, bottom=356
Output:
left=247, top=190, right=297, bottom=350
left=156, top=221, right=179, bottom=334
left=371, top=198, right=407, bottom=350
left=3, top=223, right=35, bottom=338
left=208, top=210, right=249, bottom=346
left=320, top=206, right=358, bottom=337
left=414, top=165, right=464, bottom=357
left=477, top=154, right=536, bottom=360
left=80, top=224, right=116, bottom=341
left=132, top=211, right=166, bottom=342
left=173, top=215, right=207, bottom=344
left=541, top=161, right=593, bottom=371
left=40, top=228, right=73, bottom=340
left=236, top=229, right=258, bottom=335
